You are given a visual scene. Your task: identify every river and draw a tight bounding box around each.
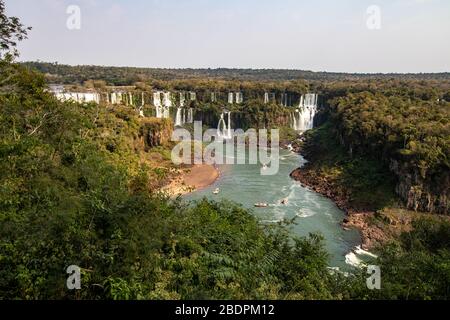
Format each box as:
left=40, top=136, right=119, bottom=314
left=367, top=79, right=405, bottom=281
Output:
left=184, top=148, right=362, bottom=269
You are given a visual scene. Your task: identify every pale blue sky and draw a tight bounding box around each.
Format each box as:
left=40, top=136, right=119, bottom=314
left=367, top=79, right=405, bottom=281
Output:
left=5, top=0, right=450, bottom=72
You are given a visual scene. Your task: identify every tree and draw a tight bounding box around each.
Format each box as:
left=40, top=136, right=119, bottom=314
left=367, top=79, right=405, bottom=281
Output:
left=0, top=0, right=31, bottom=58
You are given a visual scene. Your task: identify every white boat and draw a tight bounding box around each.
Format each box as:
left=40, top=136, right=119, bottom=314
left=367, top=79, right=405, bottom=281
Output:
left=213, top=188, right=220, bottom=195
left=254, top=203, right=268, bottom=208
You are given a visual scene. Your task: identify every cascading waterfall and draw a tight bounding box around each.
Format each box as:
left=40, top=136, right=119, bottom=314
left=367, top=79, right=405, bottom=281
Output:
left=111, top=92, right=117, bottom=104
left=154, top=92, right=171, bottom=119
left=154, top=92, right=163, bottom=118
left=235, top=92, right=243, bottom=104
left=282, top=93, right=289, bottom=107
left=189, top=92, right=196, bottom=101
left=302, top=105, right=317, bottom=130
left=153, top=92, right=162, bottom=107
left=228, top=92, right=234, bottom=104
left=175, top=107, right=183, bottom=126
left=292, top=93, right=318, bottom=131
left=139, top=92, right=145, bottom=117
left=129, top=92, right=133, bottom=106
left=180, top=92, right=186, bottom=107
left=264, top=92, right=269, bottom=104
left=187, top=108, right=194, bottom=123
left=303, top=93, right=318, bottom=107
left=217, top=111, right=232, bottom=140
left=175, top=92, right=188, bottom=126
left=163, top=106, right=170, bottom=119
left=227, top=111, right=232, bottom=139
left=163, top=92, right=172, bottom=108
left=292, top=112, right=298, bottom=130
left=211, top=92, right=216, bottom=102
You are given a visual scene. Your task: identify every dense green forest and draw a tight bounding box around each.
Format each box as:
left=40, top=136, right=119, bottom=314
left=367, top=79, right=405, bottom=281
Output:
left=328, top=92, right=449, bottom=213
left=22, top=61, right=450, bottom=85
left=2, top=59, right=449, bottom=299
left=1, top=0, right=449, bottom=300
left=1, top=46, right=342, bottom=300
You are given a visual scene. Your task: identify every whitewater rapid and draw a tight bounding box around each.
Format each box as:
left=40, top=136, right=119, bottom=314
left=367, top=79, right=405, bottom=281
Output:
left=185, top=149, right=373, bottom=269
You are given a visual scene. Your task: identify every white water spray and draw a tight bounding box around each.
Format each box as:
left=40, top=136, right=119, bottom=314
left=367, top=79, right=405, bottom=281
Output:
left=228, top=92, right=234, bottom=104
left=235, top=92, right=243, bottom=104
left=292, top=94, right=318, bottom=131
left=217, top=111, right=232, bottom=140
left=187, top=108, right=194, bottom=123
left=180, top=92, right=186, bottom=107
left=175, top=108, right=182, bottom=126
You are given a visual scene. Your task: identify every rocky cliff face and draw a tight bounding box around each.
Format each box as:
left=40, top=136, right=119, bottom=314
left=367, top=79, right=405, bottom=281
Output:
left=390, top=160, right=449, bottom=214
left=333, top=130, right=449, bottom=215
left=139, top=118, right=173, bottom=150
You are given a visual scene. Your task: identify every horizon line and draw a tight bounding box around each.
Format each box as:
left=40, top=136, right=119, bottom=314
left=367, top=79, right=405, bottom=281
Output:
left=20, top=60, right=450, bottom=76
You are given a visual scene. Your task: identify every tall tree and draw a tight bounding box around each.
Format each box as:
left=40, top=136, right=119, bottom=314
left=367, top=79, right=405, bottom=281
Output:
left=0, top=0, right=31, bottom=58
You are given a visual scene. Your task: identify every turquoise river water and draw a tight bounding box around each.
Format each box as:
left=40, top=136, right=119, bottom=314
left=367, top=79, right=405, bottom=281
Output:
left=184, top=148, right=363, bottom=269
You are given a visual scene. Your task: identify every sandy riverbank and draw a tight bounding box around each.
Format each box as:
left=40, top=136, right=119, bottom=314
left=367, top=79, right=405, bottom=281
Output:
left=162, top=164, right=219, bottom=197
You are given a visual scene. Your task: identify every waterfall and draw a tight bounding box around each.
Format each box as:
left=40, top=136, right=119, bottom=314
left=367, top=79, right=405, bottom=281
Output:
left=281, top=93, right=289, bottom=106
left=154, top=92, right=163, bottom=118
left=54, top=92, right=100, bottom=104
left=175, top=108, right=182, bottom=126
left=163, top=92, right=172, bottom=108
left=228, top=92, right=234, bottom=104
left=138, top=93, right=145, bottom=117
left=211, top=92, right=216, bottom=102
left=264, top=92, right=269, bottom=104
left=217, top=113, right=226, bottom=139
left=292, top=112, right=298, bottom=130
left=227, top=111, right=232, bottom=139
left=217, top=111, right=232, bottom=140
left=187, top=108, right=194, bottom=123
left=129, top=92, right=133, bottom=106
left=235, top=92, right=243, bottom=104
left=190, top=92, right=196, bottom=101
left=163, top=106, right=170, bottom=119
left=293, top=94, right=318, bottom=131
left=153, top=91, right=170, bottom=118
left=180, top=92, right=186, bottom=107
left=153, top=92, right=162, bottom=107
